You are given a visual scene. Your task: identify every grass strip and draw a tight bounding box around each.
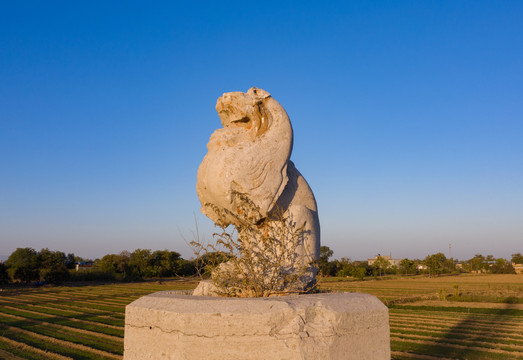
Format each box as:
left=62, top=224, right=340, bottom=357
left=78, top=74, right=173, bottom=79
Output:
left=0, top=296, right=130, bottom=311
left=0, top=335, right=73, bottom=360
left=390, top=327, right=523, bottom=349
left=0, top=312, right=122, bottom=342
left=7, top=303, right=125, bottom=327
left=1, top=306, right=122, bottom=330
left=0, top=296, right=126, bottom=315
left=26, top=303, right=126, bottom=320
left=390, top=350, right=454, bottom=360
left=391, top=335, right=523, bottom=358
left=390, top=311, right=523, bottom=328
left=0, top=349, right=26, bottom=360
left=391, top=340, right=523, bottom=360
left=0, top=323, right=120, bottom=360
left=61, top=294, right=133, bottom=305
left=390, top=322, right=523, bottom=344
left=0, top=298, right=126, bottom=321
left=0, top=345, right=39, bottom=360
left=55, top=301, right=126, bottom=313
left=389, top=318, right=523, bottom=334
left=0, top=314, right=123, bottom=355
left=447, top=294, right=523, bottom=304
left=390, top=311, right=523, bottom=330
left=22, top=293, right=132, bottom=307
left=0, top=307, right=124, bottom=338
left=390, top=304, right=523, bottom=316
left=39, top=301, right=126, bottom=315
left=390, top=317, right=523, bottom=336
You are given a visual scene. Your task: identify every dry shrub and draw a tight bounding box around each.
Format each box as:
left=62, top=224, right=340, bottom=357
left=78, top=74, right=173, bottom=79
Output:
left=191, top=192, right=317, bottom=297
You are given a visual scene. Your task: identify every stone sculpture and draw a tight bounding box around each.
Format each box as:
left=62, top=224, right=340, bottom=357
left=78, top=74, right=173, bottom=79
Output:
left=124, top=88, right=391, bottom=359
left=196, top=87, right=320, bottom=292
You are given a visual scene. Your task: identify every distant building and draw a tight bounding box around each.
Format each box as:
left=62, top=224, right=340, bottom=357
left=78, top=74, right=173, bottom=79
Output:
left=75, top=261, right=94, bottom=271
left=368, top=255, right=401, bottom=267
left=512, top=263, right=523, bottom=274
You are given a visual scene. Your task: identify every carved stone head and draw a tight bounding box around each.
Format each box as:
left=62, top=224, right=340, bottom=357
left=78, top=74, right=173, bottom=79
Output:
left=197, top=87, right=293, bottom=226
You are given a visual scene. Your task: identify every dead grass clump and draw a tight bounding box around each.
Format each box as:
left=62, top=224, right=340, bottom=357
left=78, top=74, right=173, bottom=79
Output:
left=192, top=192, right=317, bottom=297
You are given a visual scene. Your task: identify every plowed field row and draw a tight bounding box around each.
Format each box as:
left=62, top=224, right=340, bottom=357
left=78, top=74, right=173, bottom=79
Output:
left=0, top=322, right=120, bottom=359
left=391, top=350, right=454, bottom=360
left=0, top=306, right=122, bottom=331
left=0, top=302, right=124, bottom=327
left=22, top=304, right=124, bottom=321
left=28, top=293, right=131, bottom=306
left=390, top=325, right=523, bottom=346
left=0, top=336, right=72, bottom=360
left=7, top=293, right=130, bottom=307
left=391, top=336, right=523, bottom=359
left=0, top=275, right=521, bottom=359
left=25, top=301, right=124, bottom=317
left=0, top=281, right=193, bottom=359
left=0, top=312, right=121, bottom=342
left=390, top=307, right=523, bottom=358
left=390, top=310, right=523, bottom=327
left=0, top=296, right=126, bottom=313
left=391, top=327, right=523, bottom=349
left=390, top=316, right=523, bottom=333
left=390, top=319, right=523, bottom=339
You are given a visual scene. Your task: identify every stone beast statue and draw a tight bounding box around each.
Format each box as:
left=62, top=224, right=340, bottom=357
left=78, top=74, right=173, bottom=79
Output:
left=196, top=87, right=320, bottom=290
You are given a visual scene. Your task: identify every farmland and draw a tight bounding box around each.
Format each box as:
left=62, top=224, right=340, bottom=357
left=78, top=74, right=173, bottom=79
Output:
left=0, top=274, right=521, bottom=359
left=320, top=274, right=523, bottom=359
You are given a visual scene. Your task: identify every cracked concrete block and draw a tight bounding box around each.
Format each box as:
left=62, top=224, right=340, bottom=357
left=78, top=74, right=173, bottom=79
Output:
left=124, top=292, right=390, bottom=359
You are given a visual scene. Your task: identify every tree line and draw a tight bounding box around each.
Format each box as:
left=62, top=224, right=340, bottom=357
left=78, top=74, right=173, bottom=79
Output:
left=0, top=247, right=198, bottom=285
left=1, top=247, right=520, bottom=286
left=319, top=247, right=521, bottom=278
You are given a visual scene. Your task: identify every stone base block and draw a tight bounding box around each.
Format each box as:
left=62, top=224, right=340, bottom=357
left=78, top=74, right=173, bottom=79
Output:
left=124, top=291, right=390, bottom=360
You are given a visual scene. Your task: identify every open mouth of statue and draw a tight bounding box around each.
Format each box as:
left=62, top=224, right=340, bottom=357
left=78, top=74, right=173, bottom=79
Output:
left=230, top=116, right=251, bottom=127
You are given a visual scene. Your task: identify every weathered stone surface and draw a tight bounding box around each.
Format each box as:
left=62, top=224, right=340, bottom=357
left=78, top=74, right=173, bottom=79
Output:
left=124, top=292, right=390, bottom=359
left=192, top=279, right=219, bottom=296
left=196, top=87, right=320, bottom=289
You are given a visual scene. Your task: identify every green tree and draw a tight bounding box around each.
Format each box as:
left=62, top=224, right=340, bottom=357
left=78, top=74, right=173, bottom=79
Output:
left=468, top=254, right=486, bottom=273
left=351, top=267, right=366, bottom=281
left=336, top=257, right=354, bottom=277
left=319, top=246, right=334, bottom=276
left=336, top=259, right=368, bottom=280
left=399, top=258, right=416, bottom=275
left=98, top=251, right=132, bottom=279
left=423, top=252, right=447, bottom=276
left=0, top=262, right=9, bottom=284
left=176, top=259, right=197, bottom=276
left=511, top=253, right=523, bottom=264
left=38, top=248, right=70, bottom=284
left=373, top=256, right=390, bottom=277
left=196, top=251, right=231, bottom=278
left=6, top=248, right=40, bottom=282
left=115, top=251, right=132, bottom=278
left=491, top=258, right=516, bottom=274
left=149, top=250, right=182, bottom=277
left=325, top=260, right=341, bottom=276
left=129, top=249, right=152, bottom=277
left=65, top=253, right=77, bottom=269
left=99, top=254, right=119, bottom=273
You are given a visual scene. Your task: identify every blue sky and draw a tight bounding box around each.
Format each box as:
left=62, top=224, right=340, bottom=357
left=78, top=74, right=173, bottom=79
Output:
left=1, top=1, right=522, bottom=261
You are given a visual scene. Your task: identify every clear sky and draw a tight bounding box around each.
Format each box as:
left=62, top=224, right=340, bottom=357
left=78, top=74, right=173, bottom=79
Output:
left=1, top=1, right=522, bottom=261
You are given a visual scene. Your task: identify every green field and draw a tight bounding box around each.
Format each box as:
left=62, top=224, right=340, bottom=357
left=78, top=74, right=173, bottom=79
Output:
left=320, top=274, right=523, bottom=360
left=0, top=274, right=521, bottom=359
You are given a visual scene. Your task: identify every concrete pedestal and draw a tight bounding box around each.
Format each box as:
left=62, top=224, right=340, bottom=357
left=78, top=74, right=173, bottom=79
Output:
left=124, top=291, right=390, bottom=360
